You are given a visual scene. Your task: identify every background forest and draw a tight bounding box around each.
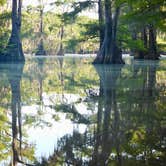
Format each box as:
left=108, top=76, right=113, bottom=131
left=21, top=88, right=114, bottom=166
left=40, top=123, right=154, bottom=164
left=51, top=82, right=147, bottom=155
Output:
left=0, top=0, right=166, bottom=56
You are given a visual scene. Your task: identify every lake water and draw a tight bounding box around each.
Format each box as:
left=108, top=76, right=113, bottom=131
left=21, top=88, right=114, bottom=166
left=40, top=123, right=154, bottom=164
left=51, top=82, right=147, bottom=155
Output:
left=0, top=56, right=165, bottom=166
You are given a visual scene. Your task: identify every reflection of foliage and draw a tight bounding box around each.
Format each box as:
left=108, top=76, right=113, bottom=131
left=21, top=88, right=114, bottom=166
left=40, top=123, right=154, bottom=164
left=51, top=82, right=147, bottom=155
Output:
left=0, top=63, right=36, bottom=165
left=0, top=57, right=166, bottom=165
left=37, top=130, right=93, bottom=166
left=0, top=11, right=11, bottom=54
left=22, top=57, right=98, bottom=98
left=36, top=59, right=166, bottom=166
left=53, top=103, right=90, bottom=124
left=0, top=107, right=11, bottom=161
left=24, top=113, right=52, bottom=128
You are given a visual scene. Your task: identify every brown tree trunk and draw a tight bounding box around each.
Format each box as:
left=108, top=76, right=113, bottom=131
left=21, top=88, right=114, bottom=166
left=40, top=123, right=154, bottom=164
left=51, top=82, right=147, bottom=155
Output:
left=58, top=25, right=64, bottom=55
left=98, top=0, right=104, bottom=49
left=146, top=24, right=159, bottom=59
left=6, top=0, right=24, bottom=61
left=136, top=27, right=148, bottom=59
left=18, top=0, right=22, bottom=33
left=130, top=29, right=137, bottom=56
left=110, top=6, right=124, bottom=64
left=93, top=0, right=124, bottom=64
left=129, top=5, right=137, bottom=57
left=93, top=0, right=112, bottom=64
left=37, top=59, right=44, bottom=102
left=136, top=24, right=159, bottom=60
left=36, top=8, right=46, bottom=55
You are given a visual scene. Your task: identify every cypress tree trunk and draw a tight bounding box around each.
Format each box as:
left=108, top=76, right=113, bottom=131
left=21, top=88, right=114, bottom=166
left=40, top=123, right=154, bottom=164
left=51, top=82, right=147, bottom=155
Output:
left=57, top=25, right=64, bottom=55
left=36, top=8, right=46, bottom=55
left=142, top=27, right=148, bottom=49
left=18, top=0, right=22, bottom=33
left=136, top=27, right=148, bottom=59
left=37, top=59, right=44, bottom=102
left=146, top=24, right=159, bottom=59
left=98, top=0, right=104, bottom=49
left=6, top=0, right=24, bottom=61
left=129, top=5, right=137, bottom=57
left=110, top=6, right=124, bottom=64
left=93, top=0, right=112, bottom=64
left=136, top=25, right=159, bottom=60
left=130, top=29, right=137, bottom=56
left=17, top=0, right=24, bottom=57
left=93, top=0, right=124, bottom=64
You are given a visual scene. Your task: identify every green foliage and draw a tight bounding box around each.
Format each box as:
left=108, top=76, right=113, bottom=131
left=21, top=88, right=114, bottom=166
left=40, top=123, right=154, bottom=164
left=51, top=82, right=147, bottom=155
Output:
left=0, top=0, right=6, bottom=6
left=0, top=107, right=10, bottom=161
left=21, top=7, right=98, bottom=54
left=117, top=25, right=146, bottom=51
left=79, top=19, right=99, bottom=40
left=119, top=0, right=166, bottom=53
left=123, top=0, right=166, bottom=28
left=0, top=11, right=11, bottom=54
left=22, top=146, right=36, bottom=161
left=64, top=0, right=94, bottom=19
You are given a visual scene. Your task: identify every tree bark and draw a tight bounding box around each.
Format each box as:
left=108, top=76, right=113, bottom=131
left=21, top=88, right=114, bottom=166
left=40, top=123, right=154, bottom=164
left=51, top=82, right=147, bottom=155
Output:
left=98, top=0, right=104, bottom=49
left=93, top=0, right=112, bottom=64
left=57, top=25, right=64, bottom=55
left=146, top=24, right=159, bottom=59
left=93, top=0, right=124, bottom=64
left=136, top=24, right=159, bottom=60
left=136, top=27, right=148, bottom=59
left=5, top=0, right=24, bottom=61
left=18, top=0, right=22, bottom=33
left=110, top=6, right=124, bottom=64
left=36, top=7, right=46, bottom=55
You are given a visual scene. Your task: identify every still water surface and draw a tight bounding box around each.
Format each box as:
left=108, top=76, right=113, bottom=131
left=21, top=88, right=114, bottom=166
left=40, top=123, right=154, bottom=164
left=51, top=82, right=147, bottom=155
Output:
left=0, top=56, right=165, bottom=166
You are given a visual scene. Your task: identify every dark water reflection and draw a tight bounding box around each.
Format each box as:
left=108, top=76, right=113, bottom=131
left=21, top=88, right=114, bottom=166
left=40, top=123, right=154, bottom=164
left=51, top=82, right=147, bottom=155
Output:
left=0, top=57, right=165, bottom=166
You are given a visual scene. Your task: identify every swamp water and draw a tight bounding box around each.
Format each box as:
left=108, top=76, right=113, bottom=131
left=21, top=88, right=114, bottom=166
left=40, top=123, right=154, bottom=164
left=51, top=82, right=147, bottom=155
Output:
left=0, top=56, right=165, bottom=166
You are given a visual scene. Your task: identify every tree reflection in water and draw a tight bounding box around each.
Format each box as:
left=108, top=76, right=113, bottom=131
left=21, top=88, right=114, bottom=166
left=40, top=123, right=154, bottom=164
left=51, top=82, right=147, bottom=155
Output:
left=0, top=58, right=165, bottom=166
left=36, top=61, right=165, bottom=166
left=0, top=63, right=35, bottom=166
left=8, top=63, right=24, bottom=165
